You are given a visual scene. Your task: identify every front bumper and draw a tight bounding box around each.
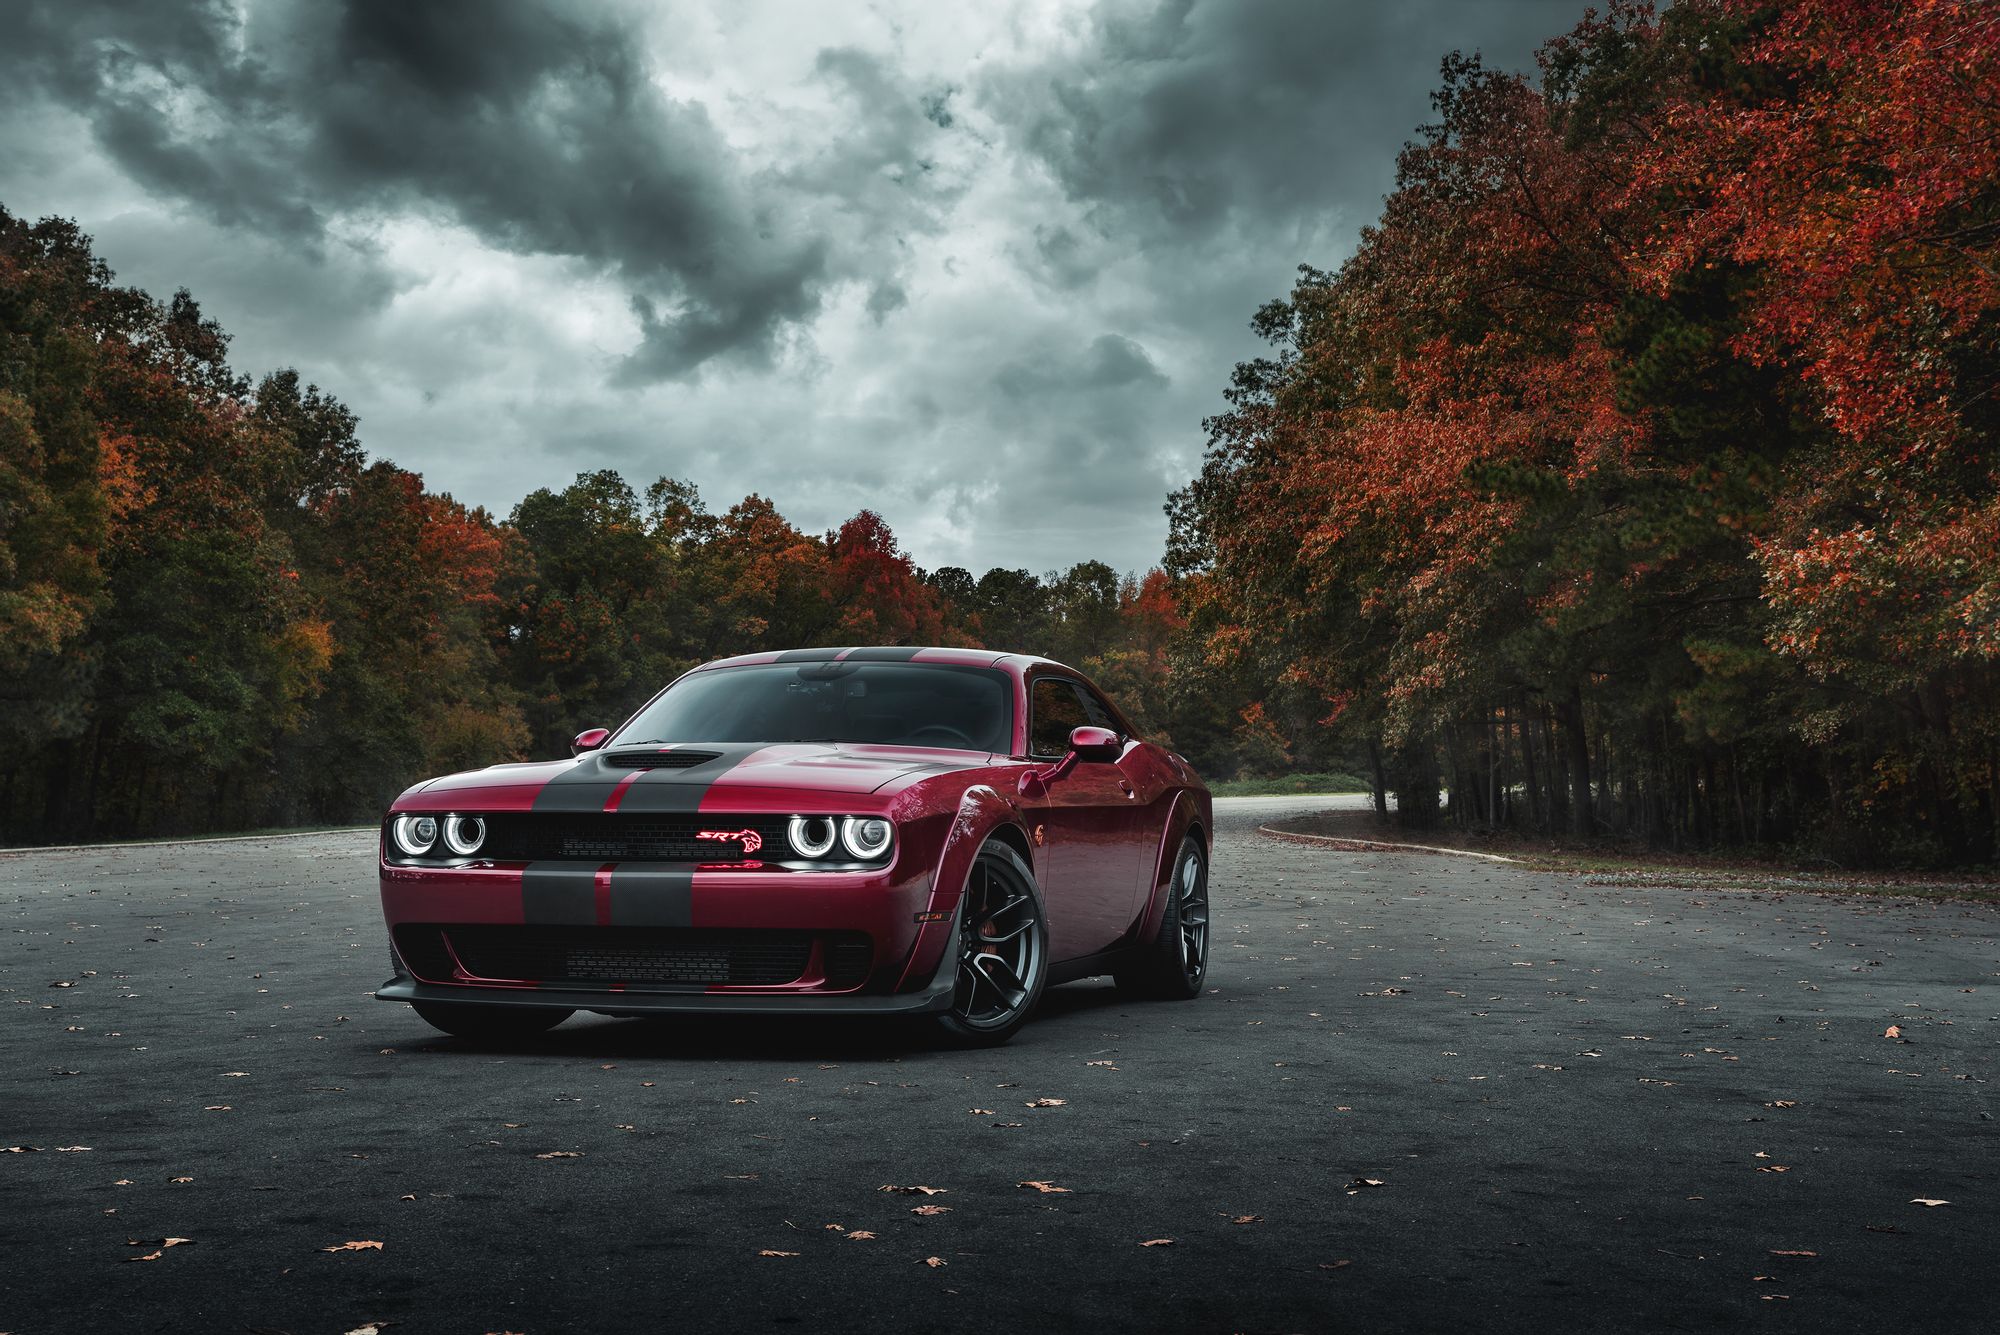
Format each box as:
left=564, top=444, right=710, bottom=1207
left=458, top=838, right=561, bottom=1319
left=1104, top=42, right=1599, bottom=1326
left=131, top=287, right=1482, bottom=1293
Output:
left=374, top=969, right=956, bottom=1016
left=374, top=853, right=957, bottom=1008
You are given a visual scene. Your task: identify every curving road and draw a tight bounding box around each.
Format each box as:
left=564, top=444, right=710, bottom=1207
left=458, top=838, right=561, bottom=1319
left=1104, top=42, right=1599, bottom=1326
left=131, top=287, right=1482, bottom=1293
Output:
left=3, top=795, right=1995, bottom=1334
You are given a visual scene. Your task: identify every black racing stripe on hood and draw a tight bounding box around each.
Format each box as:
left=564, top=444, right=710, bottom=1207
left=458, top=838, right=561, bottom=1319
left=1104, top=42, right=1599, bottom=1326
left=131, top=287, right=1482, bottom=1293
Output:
left=774, top=647, right=847, bottom=662
left=530, top=753, right=633, bottom=813
left=842, top=646, right=923, bottom=661
left=613, top=741, right=769, bottom=814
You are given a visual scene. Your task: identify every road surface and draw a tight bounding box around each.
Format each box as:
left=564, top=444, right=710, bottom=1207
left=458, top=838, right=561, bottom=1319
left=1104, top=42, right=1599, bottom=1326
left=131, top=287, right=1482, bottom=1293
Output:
left=3, top=796, right=1995, bottom=1333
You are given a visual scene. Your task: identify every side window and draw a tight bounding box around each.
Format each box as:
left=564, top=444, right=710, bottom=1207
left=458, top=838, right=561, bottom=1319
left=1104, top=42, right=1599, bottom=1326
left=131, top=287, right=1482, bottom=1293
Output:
left=1077, top=686, right=1125, bottom=737
left=1029, top=678, right=1089, bottom=757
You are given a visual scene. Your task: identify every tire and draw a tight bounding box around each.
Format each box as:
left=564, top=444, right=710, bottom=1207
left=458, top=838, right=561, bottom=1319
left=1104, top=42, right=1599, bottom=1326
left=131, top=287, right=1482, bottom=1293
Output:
left=410, top=1000, right=573, bottom=1039
left=930, top=840, right=1051, bottom=1047
left=1115, top=834, right=1209, bottom=1000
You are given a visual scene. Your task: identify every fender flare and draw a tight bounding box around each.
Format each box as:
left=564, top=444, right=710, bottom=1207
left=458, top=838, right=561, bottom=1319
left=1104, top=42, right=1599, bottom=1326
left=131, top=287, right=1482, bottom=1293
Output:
left=1132, top=789, right=1205, bottom=946
left=892, top=784, right=1031, bottom=993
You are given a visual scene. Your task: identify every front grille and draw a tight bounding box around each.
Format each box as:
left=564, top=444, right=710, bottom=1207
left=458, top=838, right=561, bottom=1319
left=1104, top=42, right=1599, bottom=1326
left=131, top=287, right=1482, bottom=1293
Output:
left=483, top=814, right=795, bottom=862
left=602, top=749, right=720, bottom=769
left=404, top=925, right=872, bottom=989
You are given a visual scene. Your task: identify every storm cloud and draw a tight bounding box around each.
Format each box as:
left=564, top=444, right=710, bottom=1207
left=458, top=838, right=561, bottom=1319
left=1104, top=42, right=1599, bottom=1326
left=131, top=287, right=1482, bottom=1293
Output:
left=0, top=0, right=1596, bottom=573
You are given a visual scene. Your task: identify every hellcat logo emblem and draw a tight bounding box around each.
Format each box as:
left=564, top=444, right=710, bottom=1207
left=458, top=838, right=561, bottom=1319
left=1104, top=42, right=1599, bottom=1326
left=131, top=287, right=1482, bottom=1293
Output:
left=696, top=828, right=763, bottom=855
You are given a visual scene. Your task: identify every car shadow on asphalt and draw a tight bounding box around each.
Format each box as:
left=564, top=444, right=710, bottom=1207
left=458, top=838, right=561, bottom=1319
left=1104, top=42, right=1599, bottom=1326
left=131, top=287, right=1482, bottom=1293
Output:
left=368, top=979, right=1140, bottom=1063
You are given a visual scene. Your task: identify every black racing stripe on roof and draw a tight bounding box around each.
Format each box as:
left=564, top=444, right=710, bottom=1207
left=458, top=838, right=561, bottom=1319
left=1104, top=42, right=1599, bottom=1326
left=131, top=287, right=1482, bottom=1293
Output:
left=614, top=741, right=768, bottom=814
left=774, top=647, right=847, bottom=662
left=842, top=646, right=924, bottom=661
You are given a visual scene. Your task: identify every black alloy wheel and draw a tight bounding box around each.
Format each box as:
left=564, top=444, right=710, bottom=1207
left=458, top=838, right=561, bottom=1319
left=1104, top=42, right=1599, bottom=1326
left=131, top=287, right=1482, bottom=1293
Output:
left=932, top=840, right=1050, bottom=1046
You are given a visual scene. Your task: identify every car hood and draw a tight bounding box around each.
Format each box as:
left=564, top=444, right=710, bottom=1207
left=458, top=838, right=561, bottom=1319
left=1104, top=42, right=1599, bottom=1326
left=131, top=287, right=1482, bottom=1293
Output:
left=402, top=741, right=996, bottom=810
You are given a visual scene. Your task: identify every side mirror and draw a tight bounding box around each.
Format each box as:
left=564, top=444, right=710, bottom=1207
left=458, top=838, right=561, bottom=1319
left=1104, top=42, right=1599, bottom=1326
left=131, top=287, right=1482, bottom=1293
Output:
left=571, top=727, right=611, bottom=756
left=1068, top=725, right=1122, bottom=763
left=1020, top=726, right=1123, bottom=797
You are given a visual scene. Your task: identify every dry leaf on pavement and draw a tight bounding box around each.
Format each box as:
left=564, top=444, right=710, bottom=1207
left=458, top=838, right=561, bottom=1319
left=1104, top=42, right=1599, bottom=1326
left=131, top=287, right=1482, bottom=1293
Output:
left=924, top=1256, right=947, bottom=1268
left=534, top=1151, right=583, bottom=1159
left=879, top=1184, right=946, bottom=1195
left=1140, top=1238, right=1175, bottom=1247
left=1884, top=1025, right=1903, bottom=1038
left=1018, top=1181, right=1071, bottom=1194
left=1026, top=1098, right=1066, bottom=1108
left=1911, top=1198, right=1950, bottom=1207
left=758, top=1249, right=799, bottom=1257
left=320, top=1241, right=384, bottom=1253
left=911, top=1205, right=952, bottom=1216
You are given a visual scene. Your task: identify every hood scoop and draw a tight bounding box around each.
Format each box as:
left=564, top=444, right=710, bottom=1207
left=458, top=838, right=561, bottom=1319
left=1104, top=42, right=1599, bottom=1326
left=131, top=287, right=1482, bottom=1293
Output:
left=603, top=749, right=720, bottom=770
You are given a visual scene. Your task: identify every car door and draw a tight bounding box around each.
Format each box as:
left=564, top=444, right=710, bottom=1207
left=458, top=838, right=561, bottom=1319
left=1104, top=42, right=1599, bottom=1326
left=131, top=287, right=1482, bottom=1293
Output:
left=1071, top=678, right=1174, bottom=938
left=1025, top=675, right=1145, bottom=960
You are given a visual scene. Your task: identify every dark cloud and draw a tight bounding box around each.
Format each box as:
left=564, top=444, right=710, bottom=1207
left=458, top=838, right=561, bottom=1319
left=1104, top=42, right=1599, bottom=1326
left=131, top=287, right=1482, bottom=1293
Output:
left=0, top=0, right=1600, bottom=575
left=990, top=0, right=1593, bottom=250
left=2, top=0, right=950, bottom=379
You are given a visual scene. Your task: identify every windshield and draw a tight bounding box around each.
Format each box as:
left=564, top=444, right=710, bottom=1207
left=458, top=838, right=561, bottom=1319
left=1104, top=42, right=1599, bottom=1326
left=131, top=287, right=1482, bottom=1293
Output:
left=612, top=662, right=1014, bottom=753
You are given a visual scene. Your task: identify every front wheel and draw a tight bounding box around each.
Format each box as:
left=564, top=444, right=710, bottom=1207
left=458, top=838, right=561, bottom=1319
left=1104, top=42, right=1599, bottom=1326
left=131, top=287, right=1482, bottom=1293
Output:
left=1115, top=834, right=1209, bottom=999
left=930, top=841, right=1050, bottom=1047
left=410, top=1000, right=573, bottom=1039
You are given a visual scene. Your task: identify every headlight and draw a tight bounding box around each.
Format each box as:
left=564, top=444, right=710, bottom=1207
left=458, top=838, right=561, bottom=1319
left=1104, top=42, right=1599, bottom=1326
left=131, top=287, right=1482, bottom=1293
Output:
left=391, top=814, right=438, bottom=856
left=443, top=814, right=486, bottom=857
left=788, top=815, right=837, bottom=858
left=841, top=816, right=893, bottom=860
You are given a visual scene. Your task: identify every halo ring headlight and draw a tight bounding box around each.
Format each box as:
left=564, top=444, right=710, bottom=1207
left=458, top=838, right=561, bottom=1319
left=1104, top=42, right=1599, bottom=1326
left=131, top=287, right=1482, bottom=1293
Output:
left=841, top=816, right=893, bottom=861
left=788, top=815, right=837, bottom=858
left=443, top=814, right=486, bottom=857
left=392, top=814, right=438, bottom=857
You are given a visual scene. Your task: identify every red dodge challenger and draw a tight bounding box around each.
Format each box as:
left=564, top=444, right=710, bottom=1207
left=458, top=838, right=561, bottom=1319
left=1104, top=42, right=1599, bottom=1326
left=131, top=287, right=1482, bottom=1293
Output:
left=375, top=647, right=1211, bottom=1044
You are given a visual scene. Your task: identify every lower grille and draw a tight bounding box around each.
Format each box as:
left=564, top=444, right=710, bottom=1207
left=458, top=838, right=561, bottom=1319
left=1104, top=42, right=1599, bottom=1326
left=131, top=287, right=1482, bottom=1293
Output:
left=396, top=925, right=873, bottom=990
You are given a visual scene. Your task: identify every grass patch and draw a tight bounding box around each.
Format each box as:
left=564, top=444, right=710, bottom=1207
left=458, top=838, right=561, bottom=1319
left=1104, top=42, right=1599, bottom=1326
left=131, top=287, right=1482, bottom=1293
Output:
left=1210, top=772, right=1370, bottom=797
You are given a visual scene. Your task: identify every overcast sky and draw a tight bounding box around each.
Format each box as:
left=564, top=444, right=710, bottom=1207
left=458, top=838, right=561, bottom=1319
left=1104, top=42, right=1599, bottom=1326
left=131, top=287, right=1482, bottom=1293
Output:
left=0, top=0, right=1597, bottom=576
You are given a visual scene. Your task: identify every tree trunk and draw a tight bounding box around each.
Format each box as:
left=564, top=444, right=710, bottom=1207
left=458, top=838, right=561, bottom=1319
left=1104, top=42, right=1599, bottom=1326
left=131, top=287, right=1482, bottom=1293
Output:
left=1558, top=685, right=1592, bottom=837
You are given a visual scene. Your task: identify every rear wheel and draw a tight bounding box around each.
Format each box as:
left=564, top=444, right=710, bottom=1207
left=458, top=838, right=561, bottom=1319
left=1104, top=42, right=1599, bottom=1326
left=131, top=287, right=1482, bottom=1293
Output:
left=410, top=1000, right=573, bottom=1039
left=931, top=841, right=1049, bottom=1047
left=1115, top=834, right=1208, bottom=999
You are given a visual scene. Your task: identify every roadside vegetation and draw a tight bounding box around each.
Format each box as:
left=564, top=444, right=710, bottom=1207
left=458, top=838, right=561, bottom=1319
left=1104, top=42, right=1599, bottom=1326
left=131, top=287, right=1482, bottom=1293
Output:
left=4, top=3, right=1994, bottom=864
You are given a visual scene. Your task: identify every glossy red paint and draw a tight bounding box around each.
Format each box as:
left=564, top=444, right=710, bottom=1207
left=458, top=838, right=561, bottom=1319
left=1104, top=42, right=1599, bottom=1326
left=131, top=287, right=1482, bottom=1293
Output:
left=374, top=648, right=1211, bottom=1021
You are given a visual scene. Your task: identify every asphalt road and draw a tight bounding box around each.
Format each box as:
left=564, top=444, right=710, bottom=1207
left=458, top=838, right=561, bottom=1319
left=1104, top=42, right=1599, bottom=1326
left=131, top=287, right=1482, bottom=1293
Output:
left=3, top=796, right=1996, bottom=1335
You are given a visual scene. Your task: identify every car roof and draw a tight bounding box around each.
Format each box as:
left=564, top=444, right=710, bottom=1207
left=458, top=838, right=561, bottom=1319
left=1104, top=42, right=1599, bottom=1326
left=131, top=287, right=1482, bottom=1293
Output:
left=694, top=646, right=1076, bottom=675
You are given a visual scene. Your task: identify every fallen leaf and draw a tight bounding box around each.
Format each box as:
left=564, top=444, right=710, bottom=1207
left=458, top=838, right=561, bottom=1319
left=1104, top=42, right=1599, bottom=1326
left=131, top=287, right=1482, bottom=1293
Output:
left=1140, top=1238, right=1175, bottom=1247
left=911, top=1205, right=952, bottom=1217
left=758, top=1249, right=799, bottom=1258
left=1018, top=1180, right=1071, bottom=1194
left=1026, top=1098, right=1067, bottom=1108
left=54, top=1145, right=92, bottom=1152
left=1, top=1146, right=41, bottom=1154
left=345, top=1324, right=390, bottom=1335
left=968, top=1108, right=995, bottom=1116
left=399, top=1194, right=417, bottom=1201
left=879, top=1184, right=946, bottom=1196
left=1344, top=1178, right=1385, bottom=1194
left=221, top=1072, right=250, bottom=1078
left=1230, top=1215, right=1263, bottom=1225
left=168, top=1176, right=194, bottom=1184
left=1883, top=1025, right=1902, bottom=1039
left=1769, top=1250, right=1817, bottom=1257
left=924, top=1256, right=947, bottom=1268
left=1757, top=1165, right=1791, bottom=1173
left=534, top=1151, right=584, bottom=1159
left=1911, top=1198, right=1950, bottom=1207
left=320, top=1241, right=384, bottom=1253
left=1085, top=1060, right=1118, bottom=1068
left=1320, top=1259, right=1352, bottom=1271
left=845, top=1231, right=878, bottom=1240
left=1763, top=1100, right=1798, bottom=1109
